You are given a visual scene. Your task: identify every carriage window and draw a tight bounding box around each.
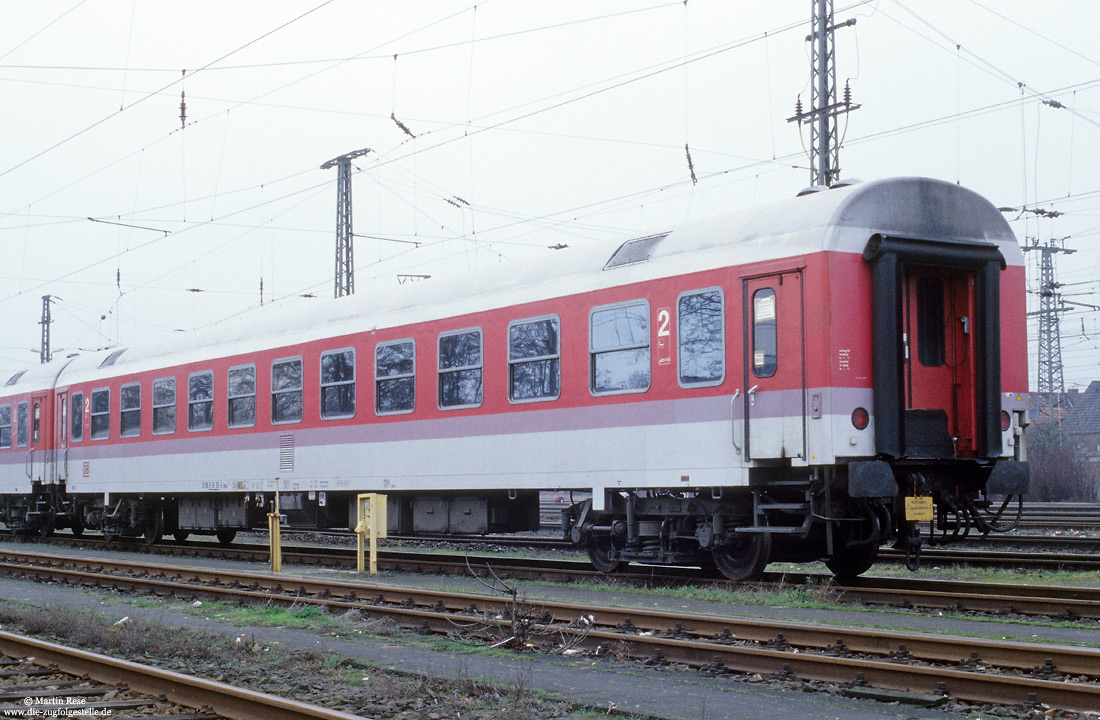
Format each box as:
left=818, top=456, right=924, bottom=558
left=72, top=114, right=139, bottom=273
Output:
left=90, top=390, right=109, bottom=440
left=32, top=403, right=40, bottom=444
left=59, top=397, right=68, bottom=444
left=272, top=358, right=303, bottom=424
left=120, top=383, right=141, bottom=438
left=509, top=317, right=560, bottom=402
left=0, top=405, right=10, bottom=448
left=321, top=349, right=355, bottom=419
left=678, top=289, right=724, bottom=386
left=376, top=340, right=415, bottom=414
left=752, top=289, right=777, bottom=378
left=71, top=393, right=83, bottom=441
left=439, top=330, right=483, bottom=409
left=16, top=402, right=28, bottom=447
left=228, top=365, right=257, bottom=428
left=152, top=378, right=175, bottom=435
left=916, top=276, right=946, bottom=367
left=590, top=301, right=650, bottom=394
left=188, top=371, right=214, bottom=431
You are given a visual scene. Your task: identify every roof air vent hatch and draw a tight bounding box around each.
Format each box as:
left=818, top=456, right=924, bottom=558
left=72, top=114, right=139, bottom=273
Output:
left=99, top=348, right=127, bottom=368
left=604, top=233, right=669, bottom=270
left=4, top=370, right=27, bottom=387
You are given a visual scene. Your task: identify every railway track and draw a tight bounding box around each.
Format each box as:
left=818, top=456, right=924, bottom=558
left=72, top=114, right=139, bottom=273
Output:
left=287, top=527, right=1100, bottom=573
left=878, top=546, right=1100, bottom=571
left=0, top=547, right=1096, bottom=712
left=7, top=536, right=1100, bottom=621
left=0, top=629, right=363, bottom=720
left=539, top=499, right=1100, bottom=533
left=393, top=530, right=1100, bottom=560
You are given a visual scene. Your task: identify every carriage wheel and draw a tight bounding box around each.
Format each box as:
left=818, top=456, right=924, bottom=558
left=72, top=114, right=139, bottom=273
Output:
left=586, top=536, right=627, bottom=573
left=826, top=500, right=883, bottom=579
left=215, top=529, right=237, bottom=546
left=825, top=543, right=879, bottom=580
left=710, top=532, right=771, bottom=582
left=37, top=511, right=56, bottom=538
left=142, top=517, right=163, bottom=545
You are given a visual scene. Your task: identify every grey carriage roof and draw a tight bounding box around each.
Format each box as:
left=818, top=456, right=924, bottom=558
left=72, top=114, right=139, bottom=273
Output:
left=7, top=176, right=1020, bottom=387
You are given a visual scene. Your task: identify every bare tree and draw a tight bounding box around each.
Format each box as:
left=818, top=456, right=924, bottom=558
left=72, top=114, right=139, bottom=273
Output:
left=1026, top=425, right=1100, bottom=502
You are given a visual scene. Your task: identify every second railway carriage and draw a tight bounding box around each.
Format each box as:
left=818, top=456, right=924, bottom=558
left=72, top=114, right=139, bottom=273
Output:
left=0, top=177, right=1029, bottom=579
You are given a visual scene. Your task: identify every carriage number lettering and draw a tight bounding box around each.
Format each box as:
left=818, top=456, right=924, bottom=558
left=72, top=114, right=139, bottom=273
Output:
left=657, top=307, right=671, bottom=366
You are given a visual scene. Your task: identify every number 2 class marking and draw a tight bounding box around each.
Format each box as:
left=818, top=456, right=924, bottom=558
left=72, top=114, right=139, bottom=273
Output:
left=657, top=307, right=671, bottom=365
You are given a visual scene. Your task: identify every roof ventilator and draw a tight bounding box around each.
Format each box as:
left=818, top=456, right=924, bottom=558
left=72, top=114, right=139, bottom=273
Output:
left=98, top=348, right=127, bottom=369
left=4, top=371, right=27, bottom=387
left=603, top=233, right=669, bottom=270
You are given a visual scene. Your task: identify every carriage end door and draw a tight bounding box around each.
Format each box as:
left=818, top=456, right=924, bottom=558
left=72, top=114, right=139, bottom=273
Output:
left=742, top=271, right=806, bottom=461
left=902, top=267, right=978, bottom=457
left=54, top=391, right=68, bottom=482
left=30, top=394, right=49, bottom=484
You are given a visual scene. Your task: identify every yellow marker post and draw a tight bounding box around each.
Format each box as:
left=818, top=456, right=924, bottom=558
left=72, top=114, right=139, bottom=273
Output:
left=268, top=480, right=282, bottom=573
left=356, top=493, right=387, bottom=574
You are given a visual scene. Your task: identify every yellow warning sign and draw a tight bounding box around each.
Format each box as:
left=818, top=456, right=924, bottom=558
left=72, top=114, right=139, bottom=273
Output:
left=904, top=496, right=934, bottom=522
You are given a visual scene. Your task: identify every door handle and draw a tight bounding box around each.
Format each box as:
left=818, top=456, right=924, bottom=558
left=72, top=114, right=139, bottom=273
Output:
left=730, top=390, right=742, bottom=453
left=747, top=385, right=758, bottom=408
left=25, top=450, right=33, bottom=478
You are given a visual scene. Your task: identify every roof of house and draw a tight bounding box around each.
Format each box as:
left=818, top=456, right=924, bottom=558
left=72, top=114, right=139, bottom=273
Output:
left=1062, top=380, right=1100, bottom=435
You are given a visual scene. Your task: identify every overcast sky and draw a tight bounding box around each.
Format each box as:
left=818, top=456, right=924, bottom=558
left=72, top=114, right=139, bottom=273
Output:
left=1, top=1, right=1098, bottom=390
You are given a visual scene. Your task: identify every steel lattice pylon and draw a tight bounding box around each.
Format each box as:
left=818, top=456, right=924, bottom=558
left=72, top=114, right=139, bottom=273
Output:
left=787, top=0, right=859, bottom=188
left=810, top=0, right=839, bottom=187
left=39, top=295, right=53, bottom=364
left=1024, top=239, right=1075, bottom=423
left=321, top=147, right=371, bottom=298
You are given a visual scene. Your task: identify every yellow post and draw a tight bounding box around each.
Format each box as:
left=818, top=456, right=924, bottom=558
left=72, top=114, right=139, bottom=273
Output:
left=268, top=480, right=282, bottom=572
left=355, top=493, right=387, bottom=574
left=355, top=501, right=365, bottom=574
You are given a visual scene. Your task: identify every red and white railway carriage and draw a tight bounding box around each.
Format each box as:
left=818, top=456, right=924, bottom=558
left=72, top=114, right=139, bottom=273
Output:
left=0, top=177, right=1029, bottom=579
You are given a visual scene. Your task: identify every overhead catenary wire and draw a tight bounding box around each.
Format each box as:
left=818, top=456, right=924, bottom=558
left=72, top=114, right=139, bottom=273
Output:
left=0, top=0, right=338, bottom=182
left=0, top=6, right=826, bottom=306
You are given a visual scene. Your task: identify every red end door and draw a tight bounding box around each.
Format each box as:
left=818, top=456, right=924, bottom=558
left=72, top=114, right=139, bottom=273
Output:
left=903, top=267, right=977, bottom=456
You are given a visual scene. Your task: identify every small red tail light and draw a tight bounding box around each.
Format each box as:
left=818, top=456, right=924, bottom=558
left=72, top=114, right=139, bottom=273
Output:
left=1001, top=410, right=1011, bottom=432
left=851, top=407, right=869, bottom=430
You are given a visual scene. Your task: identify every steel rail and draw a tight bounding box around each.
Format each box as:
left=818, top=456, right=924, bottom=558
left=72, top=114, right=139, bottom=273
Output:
left=32, top=526, right=1100, bottom=572
left=0, top=630, right=367, bottom=720
left=296, top=529, right=1100, bottom=567
left=878, top=547, right=1100, bottom=571
left=5, top=549, right=1100, bottom=677
left=12, top=538, right=1100, bottom=619
left=560, top=629, right=1100, bottom=711
left=2, top=549, right=1100, bottom=711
